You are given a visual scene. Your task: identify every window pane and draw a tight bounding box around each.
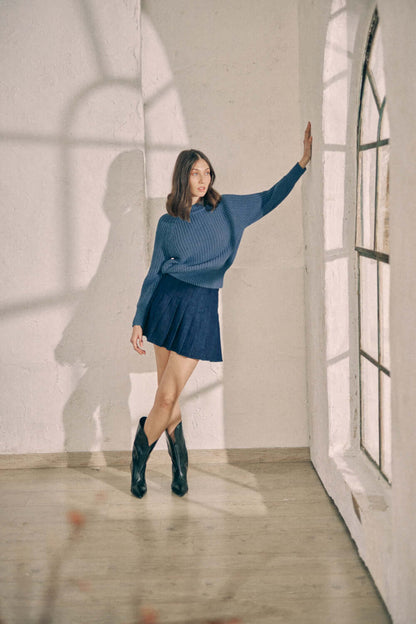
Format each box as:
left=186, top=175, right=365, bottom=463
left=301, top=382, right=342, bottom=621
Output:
left=379, top=261, right=390, bottom=369
left=357, top=149, right=376, bottom=249
left=360, top=75, right=380, bottom=144
left=360, top=255, right=378, bottom=360
left=361, top=356, right=379, bottom=464
left=380, top=372, right=392, bottom=481
left=376, top=144, right=390, bottom=254
left=368, top=26, right=386, bottom=104
left=380, top=103, right=390, bottom=140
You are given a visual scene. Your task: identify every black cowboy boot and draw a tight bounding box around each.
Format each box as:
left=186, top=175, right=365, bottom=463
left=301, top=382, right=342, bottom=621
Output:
left=131, top=416, right=156, bottom=498
left=165, top=421, right=188, bottom=497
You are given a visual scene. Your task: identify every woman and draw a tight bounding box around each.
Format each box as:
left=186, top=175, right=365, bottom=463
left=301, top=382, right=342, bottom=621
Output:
left=130, top=123, right=312, bottom=498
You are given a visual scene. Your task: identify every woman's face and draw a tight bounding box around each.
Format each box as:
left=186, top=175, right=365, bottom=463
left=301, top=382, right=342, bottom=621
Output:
left=188, top=158, right=211, bottom=204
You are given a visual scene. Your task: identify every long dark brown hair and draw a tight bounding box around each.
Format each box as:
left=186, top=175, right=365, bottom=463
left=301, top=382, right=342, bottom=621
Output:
left=166, top=149, right=221, bottom=221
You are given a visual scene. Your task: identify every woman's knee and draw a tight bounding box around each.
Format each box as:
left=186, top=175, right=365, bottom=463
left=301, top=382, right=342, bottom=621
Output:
left=154, top=390, right=177, bottom=412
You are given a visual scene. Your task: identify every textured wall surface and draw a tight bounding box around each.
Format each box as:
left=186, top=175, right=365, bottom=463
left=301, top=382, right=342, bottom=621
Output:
left=0, top=0, right=308, bottom=454
left=1, top=0, right=146, bottom=455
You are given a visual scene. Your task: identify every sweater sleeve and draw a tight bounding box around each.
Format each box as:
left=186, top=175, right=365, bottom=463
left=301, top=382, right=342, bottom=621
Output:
left=225, top=162, right=306, bottom=230
left=132, top=217, right=168, bottom=327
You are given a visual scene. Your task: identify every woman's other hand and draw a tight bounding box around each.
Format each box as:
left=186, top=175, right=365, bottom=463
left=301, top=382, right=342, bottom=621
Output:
left=130, top=325, right=146, bottom=355
left=299, top=121, right=312, bottom=169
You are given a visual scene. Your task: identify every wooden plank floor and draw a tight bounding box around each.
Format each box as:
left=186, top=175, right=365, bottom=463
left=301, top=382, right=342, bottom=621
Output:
left=0, top=459, right=391, bottom=624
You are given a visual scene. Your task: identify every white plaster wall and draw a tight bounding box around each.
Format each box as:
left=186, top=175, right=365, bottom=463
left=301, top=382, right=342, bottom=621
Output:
left=0, top=0, right=147, bottom=454
left=300, top=0, right=416, bottom=621
left=0, top=0, right=308, bottom=456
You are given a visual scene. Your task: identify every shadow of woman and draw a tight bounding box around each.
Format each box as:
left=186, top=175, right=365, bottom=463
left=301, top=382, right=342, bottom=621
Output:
left=55, top=150, right=156, bottom=467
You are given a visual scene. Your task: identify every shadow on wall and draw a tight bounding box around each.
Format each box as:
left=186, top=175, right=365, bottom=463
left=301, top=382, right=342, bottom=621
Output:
left=51, top=3, right=222, bottom=458
left=55, top=151, right=159, bottom=459
left=46, top=1, right=159, bottom=459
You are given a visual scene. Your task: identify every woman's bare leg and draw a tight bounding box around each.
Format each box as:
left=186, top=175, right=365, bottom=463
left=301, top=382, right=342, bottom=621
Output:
left=153, top=345, right=182, bottom=438
left=144, top=348, right=199, bottom=445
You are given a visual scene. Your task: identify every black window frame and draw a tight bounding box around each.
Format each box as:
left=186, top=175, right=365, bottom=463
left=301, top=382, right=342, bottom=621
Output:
left=356, top=8, right=391, bottom=483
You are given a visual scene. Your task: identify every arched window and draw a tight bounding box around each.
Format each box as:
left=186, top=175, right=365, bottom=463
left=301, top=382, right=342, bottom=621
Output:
left=356, top=9, right=391, bottom=482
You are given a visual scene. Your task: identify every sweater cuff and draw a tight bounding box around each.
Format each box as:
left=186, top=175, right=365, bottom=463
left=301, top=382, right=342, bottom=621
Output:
left=132, top=310, right=144, bottom=327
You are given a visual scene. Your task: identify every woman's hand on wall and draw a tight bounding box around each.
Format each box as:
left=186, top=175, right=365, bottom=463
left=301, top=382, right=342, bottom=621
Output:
left=299, top=121, right=312, bottom=169
left=131, top=325, right=146, bottom=355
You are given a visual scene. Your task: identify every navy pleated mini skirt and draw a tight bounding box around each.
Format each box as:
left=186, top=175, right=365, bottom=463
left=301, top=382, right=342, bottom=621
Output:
left=142, top=274, right=222, bottom=362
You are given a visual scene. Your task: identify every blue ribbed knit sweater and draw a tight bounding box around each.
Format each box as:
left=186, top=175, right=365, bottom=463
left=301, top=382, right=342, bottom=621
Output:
left=133, top=162, right=305, bottom=327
